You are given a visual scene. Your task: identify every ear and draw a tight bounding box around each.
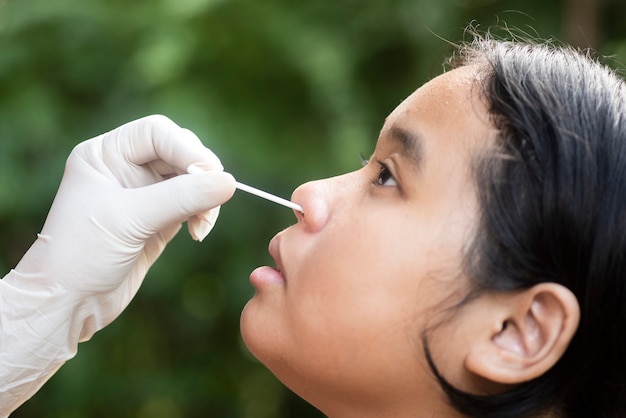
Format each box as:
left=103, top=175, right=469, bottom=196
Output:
left=464, top=283, right=580, bottom=385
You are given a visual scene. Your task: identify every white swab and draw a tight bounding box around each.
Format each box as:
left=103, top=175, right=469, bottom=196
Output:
left=235, top=181, right=303, bottom=213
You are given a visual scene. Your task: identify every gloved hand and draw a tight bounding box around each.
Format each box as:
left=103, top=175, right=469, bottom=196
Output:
left=0, top=115, right=235, bottom=416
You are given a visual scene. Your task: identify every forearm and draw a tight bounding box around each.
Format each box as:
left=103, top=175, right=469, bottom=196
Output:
left=0, top=240, right=84, bottom=417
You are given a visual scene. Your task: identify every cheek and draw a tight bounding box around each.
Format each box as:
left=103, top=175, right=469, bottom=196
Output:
left=287, top=222, right=428, bottom=341
left=273, top=234, right=450, bottom=394
left=241, top=202, right=472, bottom=391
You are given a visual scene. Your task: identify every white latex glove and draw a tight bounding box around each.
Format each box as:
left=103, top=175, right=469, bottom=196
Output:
left=0, top=115, right=235, bottom=416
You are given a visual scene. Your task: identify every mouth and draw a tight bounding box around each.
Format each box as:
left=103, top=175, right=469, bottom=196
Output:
left=248, top=233, right=287, bottom=287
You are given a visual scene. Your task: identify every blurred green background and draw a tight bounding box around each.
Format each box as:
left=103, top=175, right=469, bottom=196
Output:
left=2, top=0, right=625, bottom=417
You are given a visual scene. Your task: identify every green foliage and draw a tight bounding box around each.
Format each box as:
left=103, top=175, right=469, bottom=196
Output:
left=1, top=0, right=623, bottom=416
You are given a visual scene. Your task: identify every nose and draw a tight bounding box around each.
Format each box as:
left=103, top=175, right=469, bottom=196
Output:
left=291, top=179, right=330, bottom=233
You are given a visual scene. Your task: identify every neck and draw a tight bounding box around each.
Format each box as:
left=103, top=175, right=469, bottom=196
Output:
left=315, top=392, right=467, bottom=418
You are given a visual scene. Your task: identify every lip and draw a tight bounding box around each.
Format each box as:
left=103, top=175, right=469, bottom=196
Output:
left=249, top=233, right=286, bottom=287
left=268, top=233, right=284, bottom=273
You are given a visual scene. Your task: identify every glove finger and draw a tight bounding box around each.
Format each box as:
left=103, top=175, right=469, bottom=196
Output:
left=148, top=160, right=183, bottom=178
left=187, top=206, right=221, bottom=241
left=105, top=115, right=223, bottom=173
left=128, top=170, right=236, bottom=238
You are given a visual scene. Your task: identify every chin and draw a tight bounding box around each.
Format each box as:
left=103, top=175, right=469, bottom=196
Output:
left=240, top=298, right=279, bottom=363
left=239, top=299, right=260, bottom=354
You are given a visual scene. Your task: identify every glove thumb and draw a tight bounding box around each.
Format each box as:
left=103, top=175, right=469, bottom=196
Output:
left=129, top=170, right=236, bottom=240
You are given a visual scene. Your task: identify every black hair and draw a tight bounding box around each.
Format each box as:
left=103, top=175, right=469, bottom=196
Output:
left=425, top=37, right=626, bottom=417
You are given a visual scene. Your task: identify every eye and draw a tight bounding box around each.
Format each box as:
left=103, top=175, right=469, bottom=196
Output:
left=374, top=160, right=398, bottom=187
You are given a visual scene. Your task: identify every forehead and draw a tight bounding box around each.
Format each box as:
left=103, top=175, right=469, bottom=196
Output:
left=379, top=65, right=494, bottom=159
left=385, top=66, right=486, bottom=128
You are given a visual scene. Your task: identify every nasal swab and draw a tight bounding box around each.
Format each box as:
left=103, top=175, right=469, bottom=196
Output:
left=235, top=181, right=303, bottom=213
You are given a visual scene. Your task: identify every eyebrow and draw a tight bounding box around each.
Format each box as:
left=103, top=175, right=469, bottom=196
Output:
left=389, top=125, right=423, bottom=168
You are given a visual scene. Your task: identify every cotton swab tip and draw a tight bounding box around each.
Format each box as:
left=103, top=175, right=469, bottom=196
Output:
left=235, top=181, right=303, bottom=213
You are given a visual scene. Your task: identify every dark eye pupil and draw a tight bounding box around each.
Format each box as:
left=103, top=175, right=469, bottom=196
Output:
left=377, top=167, right=391, bottom=185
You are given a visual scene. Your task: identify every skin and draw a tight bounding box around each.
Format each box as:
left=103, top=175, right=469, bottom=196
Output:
left=240, top=65, right=498, bottom=417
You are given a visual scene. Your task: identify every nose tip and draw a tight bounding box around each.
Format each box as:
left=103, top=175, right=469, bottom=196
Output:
left=291, top=180, right=328, bottom=233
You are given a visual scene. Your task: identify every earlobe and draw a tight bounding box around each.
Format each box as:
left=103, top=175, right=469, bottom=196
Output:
left=465, top=283, right=580, bottom=385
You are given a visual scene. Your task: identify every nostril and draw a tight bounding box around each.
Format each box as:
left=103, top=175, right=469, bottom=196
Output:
left=293, top=206, right=304, bottom=222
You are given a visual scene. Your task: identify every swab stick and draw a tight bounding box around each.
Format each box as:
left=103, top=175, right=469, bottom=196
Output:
left=235, top=181, right=303, bottom=213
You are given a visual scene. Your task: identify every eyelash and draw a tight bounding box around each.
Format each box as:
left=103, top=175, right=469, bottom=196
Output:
left=359, top=154, right=397, bottom=187
left=374, top=161, right=397, bottom=186
left=359, top=153, right=369, bottom=167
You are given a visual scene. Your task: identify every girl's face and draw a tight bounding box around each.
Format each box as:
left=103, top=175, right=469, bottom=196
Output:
left=241, top=66, right=496, bottom=416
